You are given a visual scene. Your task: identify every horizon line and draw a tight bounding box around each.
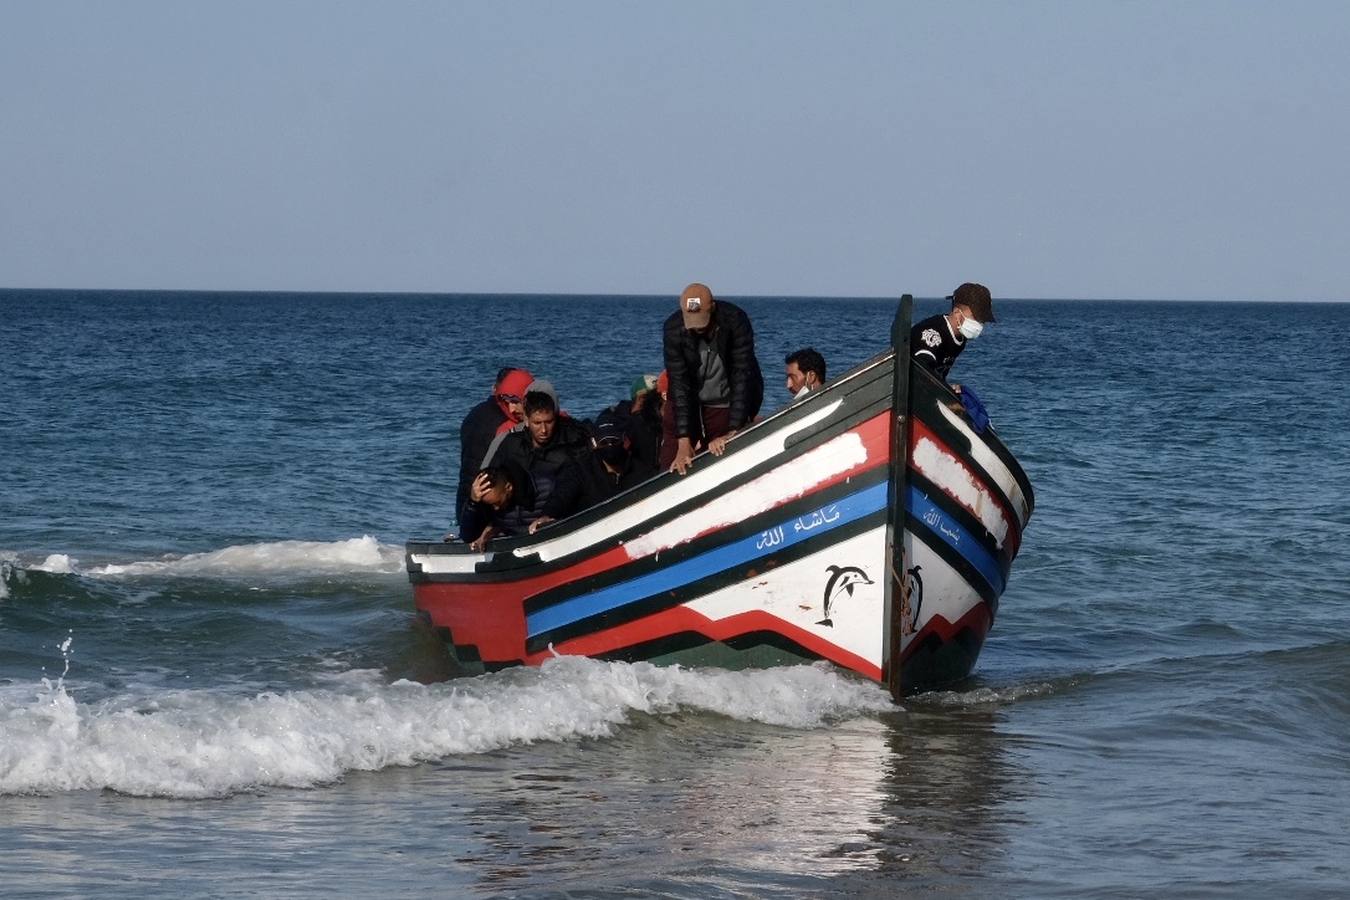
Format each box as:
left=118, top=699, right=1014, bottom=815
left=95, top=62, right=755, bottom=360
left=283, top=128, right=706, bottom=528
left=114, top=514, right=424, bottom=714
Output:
left=1, top=286, right=1348, bottom=304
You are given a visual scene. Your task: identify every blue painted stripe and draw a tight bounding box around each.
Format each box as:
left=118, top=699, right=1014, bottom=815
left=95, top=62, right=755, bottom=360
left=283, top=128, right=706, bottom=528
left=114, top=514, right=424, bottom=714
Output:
left=907, top=486, right=1005, bottom=594
left=527, top=482, right=890, bottom=639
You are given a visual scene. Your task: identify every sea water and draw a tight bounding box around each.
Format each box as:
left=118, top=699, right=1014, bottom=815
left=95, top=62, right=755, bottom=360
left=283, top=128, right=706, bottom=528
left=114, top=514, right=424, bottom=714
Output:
left=2, top=290, right=1349, bottom=897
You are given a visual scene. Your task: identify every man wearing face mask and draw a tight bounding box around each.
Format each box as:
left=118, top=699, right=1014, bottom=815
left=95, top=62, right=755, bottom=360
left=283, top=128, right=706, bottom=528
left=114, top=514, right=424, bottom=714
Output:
left=911, top=283, right=996, bottom=385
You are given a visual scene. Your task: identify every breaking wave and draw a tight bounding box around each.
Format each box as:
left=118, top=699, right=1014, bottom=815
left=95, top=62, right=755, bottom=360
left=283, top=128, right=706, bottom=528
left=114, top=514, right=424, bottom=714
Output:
left=6, top=536, right=405, bottom=581
left=0, top=656, right=893, bottom=799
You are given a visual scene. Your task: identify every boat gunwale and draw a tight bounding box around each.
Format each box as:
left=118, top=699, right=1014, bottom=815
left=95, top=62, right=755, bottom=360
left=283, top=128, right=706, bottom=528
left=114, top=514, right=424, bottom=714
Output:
left=408, top=344, right=1032, bottom=569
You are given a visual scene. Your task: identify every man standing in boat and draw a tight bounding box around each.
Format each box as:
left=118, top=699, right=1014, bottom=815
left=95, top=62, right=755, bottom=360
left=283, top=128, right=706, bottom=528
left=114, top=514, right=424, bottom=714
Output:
left=911, top=283, right=996, bottom=384
left=661, top=283, right=764, bottom=475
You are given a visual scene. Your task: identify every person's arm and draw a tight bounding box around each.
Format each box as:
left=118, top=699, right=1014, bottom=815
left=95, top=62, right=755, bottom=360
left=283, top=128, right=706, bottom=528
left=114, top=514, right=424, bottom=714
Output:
left=457, top=471, right=495, bottom=547
left=662, top=319, right=695, bottom=439
left=459, top=503, right=489, bottom=548
left=456, top=408, right=486, bottom=515
left=469, top=524, right=498, bottom=553
left=725, top=309, right=756, bottom=432
left=663, top=318, right=698, bottom=474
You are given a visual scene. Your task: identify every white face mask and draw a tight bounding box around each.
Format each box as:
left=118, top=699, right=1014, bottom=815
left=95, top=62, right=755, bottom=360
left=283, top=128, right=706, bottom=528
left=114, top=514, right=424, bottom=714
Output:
left=959, top=318, right=984, bottom=340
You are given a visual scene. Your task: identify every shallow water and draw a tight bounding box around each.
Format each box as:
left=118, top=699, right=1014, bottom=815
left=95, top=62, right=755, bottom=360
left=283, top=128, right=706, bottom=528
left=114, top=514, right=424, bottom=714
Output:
left=3, top=290, right=1350, bottom=896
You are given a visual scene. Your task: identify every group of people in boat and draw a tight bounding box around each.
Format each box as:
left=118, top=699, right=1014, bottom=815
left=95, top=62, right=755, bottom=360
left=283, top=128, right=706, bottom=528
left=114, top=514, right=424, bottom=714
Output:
left=452, top=281, right=996, bottom=551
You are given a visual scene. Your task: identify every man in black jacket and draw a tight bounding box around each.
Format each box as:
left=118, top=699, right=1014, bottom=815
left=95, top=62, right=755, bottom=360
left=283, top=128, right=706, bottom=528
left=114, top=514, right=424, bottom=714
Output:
left=455, top=367, right=532, bottom=520
left=481, top=390, right=587, bottom=532
left=661, top=283, right=763, bottom=474
left=458, top=460, right=575, bottom=552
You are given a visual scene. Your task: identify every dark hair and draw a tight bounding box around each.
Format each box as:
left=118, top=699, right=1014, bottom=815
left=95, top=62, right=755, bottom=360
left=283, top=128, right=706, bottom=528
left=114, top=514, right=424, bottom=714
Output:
left=477, top=466, right=513, bottom=493
left=524, top=391, right=557, bottom=418
left=785, top=348, right=826, bottom=383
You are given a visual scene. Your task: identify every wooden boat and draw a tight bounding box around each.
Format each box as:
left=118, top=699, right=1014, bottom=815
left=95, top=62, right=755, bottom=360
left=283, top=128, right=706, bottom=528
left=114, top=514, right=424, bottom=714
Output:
left=406, top=296, right=1034, bottom=699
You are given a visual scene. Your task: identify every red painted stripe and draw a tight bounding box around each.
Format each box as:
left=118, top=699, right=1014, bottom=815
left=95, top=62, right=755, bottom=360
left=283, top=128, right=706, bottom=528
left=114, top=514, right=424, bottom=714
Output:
left=525, top=606, right=884, bottom=682
left=416, top=412, right=896, bottom=653
left=626, top=411, right=892, bottom=557
left=423, top=580, right=996, bottom=688
left=908, top=419, right=1020, bottom=557
left=900, top=602, right=994, bottom=665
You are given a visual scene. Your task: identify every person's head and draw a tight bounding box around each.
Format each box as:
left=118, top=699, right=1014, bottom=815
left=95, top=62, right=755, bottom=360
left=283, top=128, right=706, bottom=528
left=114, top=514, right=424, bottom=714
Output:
left=477, top=466, right=515, bottom=509
left=523, top=391, right=558, bottom=447
left=525, top=378, right=559, bottom=409
left=679, top=283, right=715, bottom=336
left=947, top=283, right=996, bottom=339
left=630, top=373, right=657, bottom=410
left=591, top=412, right=631, bottom=470
left=495, top=369, right=534, bottom=422
left=784, top=348, right=826, bottom=396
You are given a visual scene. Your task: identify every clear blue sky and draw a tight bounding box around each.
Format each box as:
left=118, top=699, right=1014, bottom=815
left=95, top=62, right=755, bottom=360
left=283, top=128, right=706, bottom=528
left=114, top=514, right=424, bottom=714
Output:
left=2, top=1, right=1346, bottom=300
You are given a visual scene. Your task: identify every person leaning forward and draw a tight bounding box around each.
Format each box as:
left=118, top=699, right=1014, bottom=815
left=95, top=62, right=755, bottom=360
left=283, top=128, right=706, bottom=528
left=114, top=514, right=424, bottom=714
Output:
left=911, top=282, right=996, bottom=386
left=661, top=283, right=764, bottom=475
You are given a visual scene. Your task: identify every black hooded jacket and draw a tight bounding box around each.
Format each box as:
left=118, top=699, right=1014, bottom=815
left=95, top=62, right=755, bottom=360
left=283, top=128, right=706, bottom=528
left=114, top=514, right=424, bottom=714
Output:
left=481, top=418, right=589, bottom=525
left=456, top=397, right=511, bottom=518
left=661, top=300, right=764, bottom=440
left=458, top=457, right=582, bottom=544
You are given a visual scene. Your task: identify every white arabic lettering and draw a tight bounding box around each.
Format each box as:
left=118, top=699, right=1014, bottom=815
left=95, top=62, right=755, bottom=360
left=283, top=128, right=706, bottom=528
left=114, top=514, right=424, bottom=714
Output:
left=793, top=504, right=843, bottom=535
left=755, top=526, right=785, bottom=550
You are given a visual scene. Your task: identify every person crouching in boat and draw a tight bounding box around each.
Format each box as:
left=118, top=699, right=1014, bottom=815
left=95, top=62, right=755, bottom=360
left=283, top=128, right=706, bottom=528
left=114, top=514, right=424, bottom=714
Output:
left=579, top=409, right=657, bottom=506
left=478, top=389, right=587, bottom=533
left=911, top=282, right=996, bottom=386
left=662, top=283, right=764, bottom=474
left=460, top=462, right=529, bottom=552
left=459, top=458, right=582, bottom=552
left=598, top=375, right=663, bottom=472
left=456, top=367, right=533, bottom=522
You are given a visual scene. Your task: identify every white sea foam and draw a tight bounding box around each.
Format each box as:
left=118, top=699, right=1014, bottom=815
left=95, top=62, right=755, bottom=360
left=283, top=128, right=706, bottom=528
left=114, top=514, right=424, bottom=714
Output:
left=0, top=658, right=893, bottom=799
left=33, top=554, right=77, bottom=574
left=0, top=553, right=24, bottom=600
left=85, top=535, right=405, bottom=578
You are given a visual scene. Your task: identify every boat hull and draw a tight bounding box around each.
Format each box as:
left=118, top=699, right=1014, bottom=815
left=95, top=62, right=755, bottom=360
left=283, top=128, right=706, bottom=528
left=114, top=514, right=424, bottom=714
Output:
left=408, top=301, right=1033, bottom=697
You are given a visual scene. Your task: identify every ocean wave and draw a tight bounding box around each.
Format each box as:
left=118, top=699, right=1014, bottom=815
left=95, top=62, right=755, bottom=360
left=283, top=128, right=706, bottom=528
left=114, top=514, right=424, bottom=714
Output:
left=913, top=678, right=1067, bottom=707
left=0, top=656, right=893, bottom=799
left=8, top=536, right=406, bottom=580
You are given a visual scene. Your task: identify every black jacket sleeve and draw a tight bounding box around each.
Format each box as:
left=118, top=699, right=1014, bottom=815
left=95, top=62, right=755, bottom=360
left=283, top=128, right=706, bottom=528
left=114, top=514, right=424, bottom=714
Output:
left=458, top=501, right=492, bottom=544
left=457, top=401, right=503, bottom=515
left=662, top=313, right=698, bottom=440
left=910, top=320, right=942, bottom=376
left=724, top=305, right=761, bottom=431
